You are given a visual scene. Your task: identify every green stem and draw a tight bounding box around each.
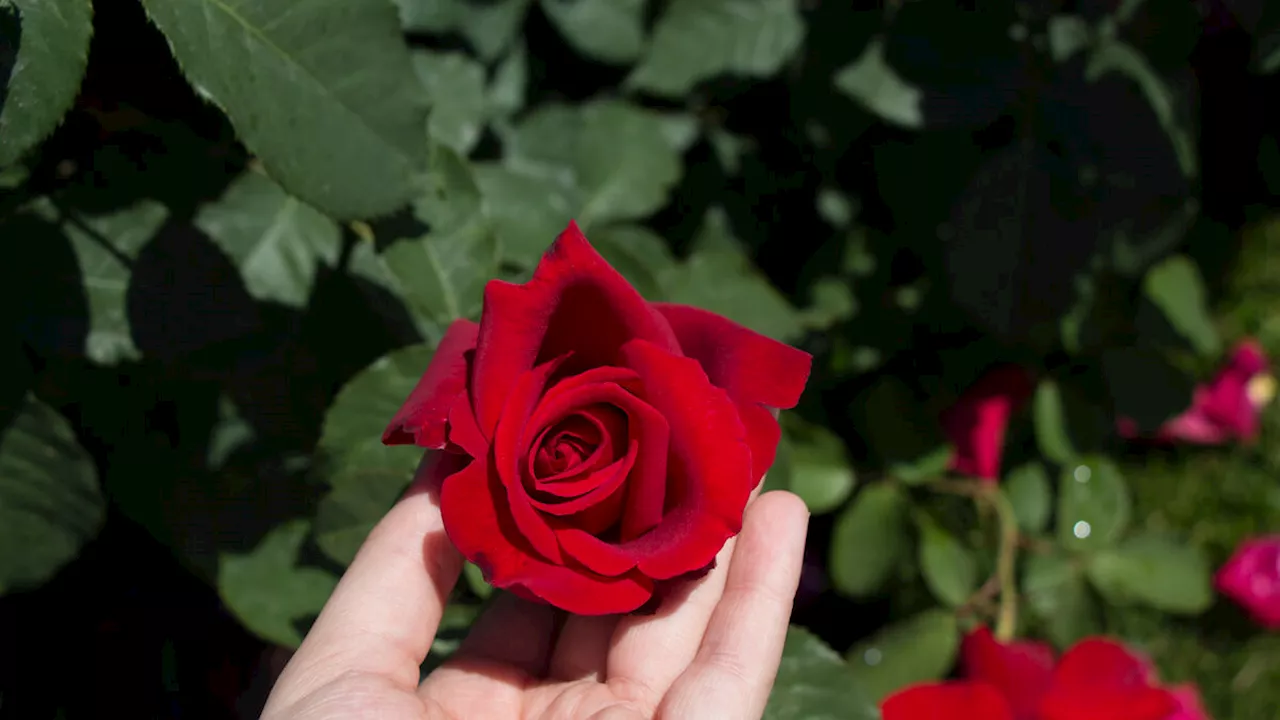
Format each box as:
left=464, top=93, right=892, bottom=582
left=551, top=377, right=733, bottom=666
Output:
left=985, top=486, right=1021, bottom=642
left=931, top=479, right=1021, bottom=641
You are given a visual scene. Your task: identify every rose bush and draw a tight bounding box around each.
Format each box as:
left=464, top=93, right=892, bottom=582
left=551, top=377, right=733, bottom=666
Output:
left=381, top=222, right=811, bottom=615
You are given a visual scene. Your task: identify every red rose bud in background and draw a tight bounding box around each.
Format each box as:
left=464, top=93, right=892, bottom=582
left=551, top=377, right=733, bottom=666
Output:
left=1215, top=535, right=1280, bottom=629
left=940, top=365, right=1035, bottom=481
left=1119, top=339, right=1273, bottom=445
left=883, top=628, right=1208, bottom=720
left=382, top=222, right=812, bottom=615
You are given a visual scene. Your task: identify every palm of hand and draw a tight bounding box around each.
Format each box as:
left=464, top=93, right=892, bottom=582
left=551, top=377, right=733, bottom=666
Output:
left=261, top=463, right=808, bottom=720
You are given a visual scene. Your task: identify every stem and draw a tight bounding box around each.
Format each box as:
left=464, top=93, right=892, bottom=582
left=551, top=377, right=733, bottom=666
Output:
left=931, top=479, right=1021, bottom=641
left=986, top=486, right=1021, bottom=642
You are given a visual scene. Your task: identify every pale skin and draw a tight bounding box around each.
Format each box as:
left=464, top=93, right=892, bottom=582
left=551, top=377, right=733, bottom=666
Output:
left=262, top=455, right=811, bottom=720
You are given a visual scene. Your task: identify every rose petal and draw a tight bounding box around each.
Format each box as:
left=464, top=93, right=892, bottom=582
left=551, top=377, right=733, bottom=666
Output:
left=556, top=526, right=638, bottom=576
left=941, top=365, right=1034, bottom=481
left=440, top=453, right=653, bottom=614
left=656, top=302, right=812, bottom=409
left=1039, top=638, right=1177, bottom=720
left=527, top=406, right=626, bottom=493
left=960, top=626, right=1056, bottom=720
left=526, top=443, right=635, bottom=517
left=439, top=453, right=534, bottom=586
left=494, top=357, right=570, bottom=565
left=469, top=222, right=680, bottom=434
left=1215, top=535, right=1280, bottom=629
left=617, top=339, right=752, bottom=580
left=738, top=401, right=782, bottom=487
left=881, top=681, right=1014, bottom=720
left=447, top=383, right=488, bottom=457
left=527, top=377, right=670, bottom=542
left=507, top=562, right=654, bottom=616
left=382, top=319, right=479, bottom=448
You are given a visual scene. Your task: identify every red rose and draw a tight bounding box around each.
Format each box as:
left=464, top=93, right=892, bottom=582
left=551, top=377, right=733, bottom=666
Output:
left=1215, top=534, right=1280, bottom=629
left=1119, top=339, right=1272, bottom=445
left=940, top=365, right=1034, bottom=481
left=382, top=222, right=812, bottom=615
left=960, top=626, right=1055, bottom=720
left=883, top=630, right=1197, bottom=720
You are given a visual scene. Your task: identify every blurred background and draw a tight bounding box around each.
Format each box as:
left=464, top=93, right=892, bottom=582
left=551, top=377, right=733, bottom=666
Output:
left=3, top=0, right=1280, bottom=717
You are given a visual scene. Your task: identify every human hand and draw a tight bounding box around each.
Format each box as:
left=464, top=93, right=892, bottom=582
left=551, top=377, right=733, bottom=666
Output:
left=261, top=454, right=810, bottom=720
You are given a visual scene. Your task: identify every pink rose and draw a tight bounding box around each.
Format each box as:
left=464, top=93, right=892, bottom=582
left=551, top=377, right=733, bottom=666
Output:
left=940, top=365, right=1034, bottom=481
left=1119, top=339, right=1271, bottom=445
left=1215, top=535, right=1280, bottom=629
left=1167, top=685, right=1211, bottom=720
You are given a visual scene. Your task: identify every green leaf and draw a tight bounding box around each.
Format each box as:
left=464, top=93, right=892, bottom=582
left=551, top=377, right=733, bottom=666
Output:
left=1033, top=379, right=1078, bottom=463
left=1086, top=533, right=1213, bottom=615
left=194, top=172, right=342, bottom=308
left=918, top=520, right=977, bottom=608
left=847, top=609, right=960, bottom=703
left=833, top=39, right=924, bottom=129
left=777, top=415, right=857, bottom=515
left=1057, top=457, right=1130, bottom=553
left=28, top=199, right=169, bottom=364
left=0, top=394, right=103, bottom=594
left=763, top=627, right=879, bottom=720
left=472, top=163, right=575, bottom=268
left=1086, top=38, right=1196, bottom=178
left=0, top=0, right=93, bottom=166
left=218, top=519, right=339, bottom=648
left=627, top=0, right=804, bottom=97
left=1022, top=551, right=1099, bottom=648
left=859, top=377, right=954, bottom=484
left=539, top=0, right=645, bottom=64
left=395, top=0, right=531, bottom=60
left=139, top=0, right=428, bottom=219
left=313, top=343, right=437, bottom=565
left=505, top=100, right=683, bottom=230
left=659, top=209, right=803, bottom=342
left=589, top=224, right=677, bottom=301
left=378, top=222, right=499, bottom=340
left=488, top=43, right=528, bottom=119
left=1141, top=254, right=1220, bottom=357
left=463, top=561, right=493, bottom=599
left=1004, top=462, right=1052, bottom=534
left=798, top=278, right=858, bottom=333
left=414, top=50, right=488, bottom=155
left=829, top=483, right=910, bottom=598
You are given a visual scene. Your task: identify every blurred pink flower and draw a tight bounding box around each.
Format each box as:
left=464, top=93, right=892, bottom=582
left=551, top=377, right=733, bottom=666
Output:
left=1119, top=339, right=1272, bottom=445
left=1166, top=685, right=1211, bottom=720
left=1215, top=535, right=1280, bottom=630
left=941, top=365, right=1035, bottom=482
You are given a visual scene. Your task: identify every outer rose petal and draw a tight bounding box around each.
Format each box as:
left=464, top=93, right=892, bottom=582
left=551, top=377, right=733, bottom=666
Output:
left=469, top=222, right=680, bottom=434
left=881, top=681, right=1014, bottom=720
left=960, top=626, right=1055, bottom=720
left=617, top=339, right=753, bottom=580
left=739, top=402, right=782, bottom=485
left=655, top=302, right=812, bottom=409
left=439, top=451, right=653, bottom=614
left=941, top=364, right=1034, bottom=481
left=1040, top=638, right=1177, bottom=720
left=382, top=320, right=479, bottom=448
left=1215, top=535, right=1280, bottom=629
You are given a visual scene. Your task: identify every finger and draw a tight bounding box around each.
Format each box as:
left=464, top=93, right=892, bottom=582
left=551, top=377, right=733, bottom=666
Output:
left=549, top=614, right=620, bottom=682
left=604, top=480, right=767, bottom=712
left=656, top=491, right=809, bottom=719
left=419, top=592, right=559, bottom=703
left=268, top=452, right=464, bottom=707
